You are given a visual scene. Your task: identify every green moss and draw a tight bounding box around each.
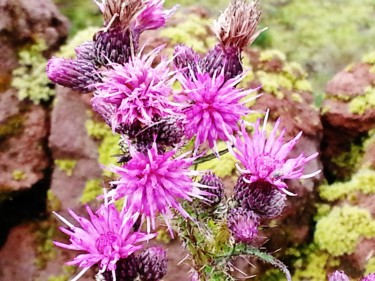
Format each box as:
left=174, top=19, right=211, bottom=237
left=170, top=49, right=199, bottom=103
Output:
left=85, top=119, right=110, bottom=140
left=197, top=142, right=237, bottom=178
left=256, top=71, right=293, bottom=99
left=362, top=51, right=375, bottom=65
left=365, top=257, right=375, bottom=274
left=0, top=114, right=24, bottom=139
left=80, top=178, right=102, bottom=204
left=315, top=205, right=375, bottom=256
left=34, top=220, right=58, bottom=269
left=320, top=169, right=375, bottom=202
left=58, top=27, right=99, bottom=58
left=295, top=79, right=313, bottom=92
left=47, top=190, right=62, bottom=212
left=12, top=39, right=54, bottom=104
left=259, top=49, right=287, bottom=63
left=331, top=142, right=364, bottom=179
left=160, top=13, right=215, bottom=53
left=12, top=170, right=26, bottom=181
left=349, top=87, right=375, bottom=115
left=54, top=159, right=77, bottom=176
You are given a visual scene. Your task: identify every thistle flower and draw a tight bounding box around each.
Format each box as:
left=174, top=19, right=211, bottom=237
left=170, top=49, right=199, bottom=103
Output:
left=227, top=207, right=260, bottom=243
left=213, top=0, right=263, bottom=50
left=198, top=171, right=224, bottom=206
left=173, top=44, right=200, bottom=79
left=108, top=143, right=209, bottom=234
left=138, top=246, right=167, bottom=281
left=46, top=58, right=101, bottom=93
left=176, top=70, right=257, bottom=151
left=97, top=254, right=139, bottom=281
left=362, top=273, right=375, bottom=281
left=233, top=117, right=320, bottom=195
left=328, top=270, right=350, bottom=281
left=234, top=175, right=286, bottom=218
left=92, top=47, right=177, bottom=130
left=75, top=41, right=97, bottom=62
left=53, top=204, right=156, bottom=281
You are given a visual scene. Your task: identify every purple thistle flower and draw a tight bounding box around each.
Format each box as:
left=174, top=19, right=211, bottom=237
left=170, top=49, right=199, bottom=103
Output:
left=97, top=254, right=139, bottom=281
left=108, top=143, right=209, bottom=234
left=46, top=58, right=101, bottom=93
left=198, top=171, right=224, bottom=206
left=328, top=270, right=350, bottom=281
left=134, top=0, right=178, bottom=33
left=234, top=175, right=286, bottom=218
left=233, top=116, right=320, bottom=195
left=138, top=246, right=168, bottom=281
left=362, top=273, right=375, bottom=281
left=92, top=47, right=177, bottom=129
left=176, top=69, right=257, bottom=151
left=227, top=207, right=260, bottom=244
left=53, top=204, right=156, bottom=281
left=75, top=41, right=97, bottom=62
left=173, top=44, right=200, bottom=79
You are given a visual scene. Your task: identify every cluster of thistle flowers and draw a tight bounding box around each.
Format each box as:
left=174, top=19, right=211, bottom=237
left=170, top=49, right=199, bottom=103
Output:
left=329, top=270, right=375, bottom=281
left=46, top=0, right=320, bottom=280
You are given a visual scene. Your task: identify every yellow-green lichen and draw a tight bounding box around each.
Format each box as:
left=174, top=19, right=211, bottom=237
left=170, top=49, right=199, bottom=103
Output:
left=47, top=190, right=62, bottom=212
left=314, top=205, right=375, bottom=256
left=12, top=170, right=26, bottom=181
left=365, top=257, right=375, bottom=274
left=160, top=14, right=215, bottom=53
left=58, top=27, right=99, bottom=58
left=85, top=119, right=109, bottom=139
left=12, top=39, right=54, bottom=104
left=54, top=159, right=77, bottom=176
left=295, top=79, right=313, bottom=92
left=259, top=49, right=286, bottom=63
left=331, top=142, right=364, bottom=179
left=349, top=87, right=375, bottom=115
left=362, top=51, right=375, bottom=65
left=197, top=142, right=237, bottom=178
left=34, top=220, right=58, bottom=269
left=0, top=114, right=24, bottom=139
left=319, top=169, right=375, bottom=202
left=80, top=178, right=102, bottom=203
left=256, top=71, right=292, bottom=99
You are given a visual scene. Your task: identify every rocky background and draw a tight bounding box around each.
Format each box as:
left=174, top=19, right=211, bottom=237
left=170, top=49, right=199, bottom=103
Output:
left=0, top=0, right=374, bottom=281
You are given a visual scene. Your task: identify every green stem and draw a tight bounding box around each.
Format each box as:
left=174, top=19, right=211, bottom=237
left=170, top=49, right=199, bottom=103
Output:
left=193, top=148, right=229, bottom=165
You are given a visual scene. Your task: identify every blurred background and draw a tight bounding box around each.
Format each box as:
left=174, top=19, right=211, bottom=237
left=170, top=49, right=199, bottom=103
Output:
left=0, top=0, right=374, bottom=280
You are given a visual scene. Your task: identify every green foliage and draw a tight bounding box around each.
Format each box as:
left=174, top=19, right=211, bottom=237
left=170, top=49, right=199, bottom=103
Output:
left=0, top=114, right=24, bottom=139
left=365, top=257, right=375, bottom=275
left=54, top=159, right=77, bottom=176
left=349, top=86, right=375, bottom=115
left=314, top=205, right=375, bottom=256
left=80, top=178, right=101, bottom=204
left=319, top=169, right=375, bottom=202
left=12, top=39, right=54, bottom=104
left=12, top=170, right=26, bottom=181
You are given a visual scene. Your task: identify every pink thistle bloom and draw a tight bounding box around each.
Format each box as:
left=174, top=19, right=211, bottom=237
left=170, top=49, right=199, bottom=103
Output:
left=108, top=143, right=210, bottom=235
left=53, top=204, right=156, bottom=281
left=134, top=0, right=178, bottom=32
left=92, top=46, right=177, bottom=129
left=233, top=116, right=320, bottom=195
left=328, top=270, right=350, bottom=281
left=362, top=273, right=375, bottom=281
left=176, top=70, right=258, bottom=151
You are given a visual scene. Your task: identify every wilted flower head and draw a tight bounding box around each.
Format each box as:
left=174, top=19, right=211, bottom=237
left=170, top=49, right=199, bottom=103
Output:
left=328, top=270, right=350, bottom=281
left=213, top=0, right=263, bottom=50
left=53, top=204, right=156, bottom=280
left=109, top=143, right=209, bottom=234
left=227, top=207, right=260, bottom=243
left=138, top=246, right=168, bottom=281
left=92, top=46, right=177, bottom=130
left=233, top=116, right=320, bottom=195
left=176, top=69, right=257, bottom=151
left=362, top=273, right=375, bottom=281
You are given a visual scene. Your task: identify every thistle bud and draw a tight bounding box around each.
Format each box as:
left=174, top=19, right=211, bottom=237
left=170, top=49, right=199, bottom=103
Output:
left=138, top=246, right=167, bottom=281
left=96, top=254, right=139, bottom=281
left=75, top=41, right=97, bottom=62
left=234, top=176, right=286, bottom=219
left=328, top=270, right=350, bottom=281
left=173, top=44, right=200, bottom=78
left=227, top=207, right=259, bottom=243
left=198, top=171, right=224, bottom=206
left=46, top=58, right=101, bottom=93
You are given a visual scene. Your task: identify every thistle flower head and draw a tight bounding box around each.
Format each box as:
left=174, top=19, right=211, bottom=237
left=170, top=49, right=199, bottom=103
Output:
left=92, top=47, right=177, bottom=129
left=176, top=69, right=257, bottom=150
left=362, top=273, right=375, bottom=281
left=213, top=0, right=262, bottom=50
left=53, top=204, right=156, bottom=280
left=75, top=41, right=96, bottom=62
left=227, top=207, right=260, bottom=243
left=134, top=0, right=177, bottom=32
left=328, top=270, right=350, bottom=281
left=234, top=175, right=287, bottom=218
left=138, top=246, right=168, bottom=281
left=173, top=44, right=200, bottom=79
left=198, top=171, right=224, bottom=206
left=97, top=254, right=139, bottom=281
left=233, top=116, right=320, bottom=195
left=108, top=143, right=207, bottom=234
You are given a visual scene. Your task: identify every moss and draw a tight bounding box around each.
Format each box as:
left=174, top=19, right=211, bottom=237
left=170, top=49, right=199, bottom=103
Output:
left=58, top=27, right=99, bottom=58
left=11, top=39, right=54, bottom=104
left=256, top=71, right=293, bottom=99
left=34, top=220, right=58, bottom=269
left=295, top=79, right=313, bottom=92
left=349, top=87, right=375, bottom=115
left=314, top=205, right=375, bottom=256
left=0, top=114, right=24, bottom=139
left=85, top=119, right=110, bottom=140
left=365, top=257, right=375, bottom=274
left=259, top=269, right=286, bottom=281
left=54, top=159, right=77, bottom=176
left=47, top=190, right=62, bottom=212
left=319, top=169, right=375, bottom=202
left=259, top=50, right=286, bottom=62
left=362, top=51, right=375, bottom=65
left=197, top=142, right=237, bottom=178
left=46, top=266, right=75, bottom=281
left=331, top=142, right=364, bottom=179
left=80, top=178, right=102, bottom=204
left=12, top=170, right=26, bottom=181
left=160, top=13, right=215, bottom=53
